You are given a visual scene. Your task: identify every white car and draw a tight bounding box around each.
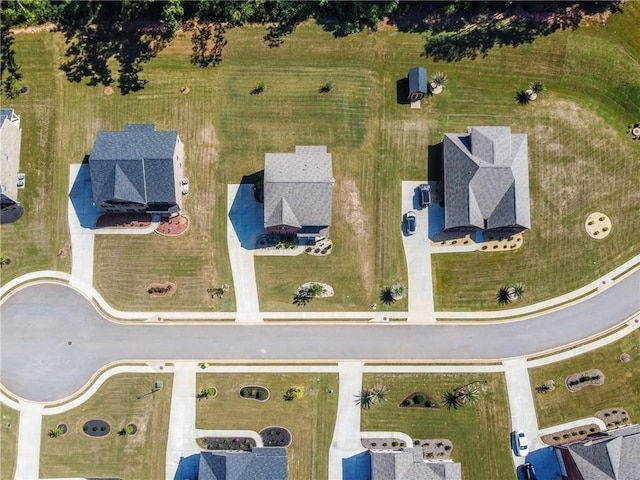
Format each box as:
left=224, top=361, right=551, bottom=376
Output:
left=514, top=430, right=528, bottom=456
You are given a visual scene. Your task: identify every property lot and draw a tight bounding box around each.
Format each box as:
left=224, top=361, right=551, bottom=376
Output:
left=0, top=404, right=19, bottom=480
left=529, top=329, right=640, bottom=430
left=1, top=6, right=638, bottom=314
left=361, top=372, right=514, bottom=480
left=195, top=372, right=338, bottom=480
left=39, top=373, right=173, bottom=480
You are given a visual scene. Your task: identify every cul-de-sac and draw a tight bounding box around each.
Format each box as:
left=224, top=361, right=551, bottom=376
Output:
left=1, top=2, right=639, bottom=480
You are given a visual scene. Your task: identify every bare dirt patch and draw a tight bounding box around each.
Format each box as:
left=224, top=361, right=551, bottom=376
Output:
left=337, top=178, right=373, bottom=282
left=104, top=87, right=114, bottom=96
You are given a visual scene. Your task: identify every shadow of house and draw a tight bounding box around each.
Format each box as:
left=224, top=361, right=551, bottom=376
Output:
left=88, top=124, right=185, bottom=217
left=228, top=184, right=265, bottom=250
left=173, top=453, right=200, bottom=480
left=427, top=142, right=444, bottom=183
left=443, top=126, right=530, bottom=234
left=343, top=450, right=371, bottom=480
left=0, top=109, right=24, bottom=224
left=69, top=158, right=102, bottom=229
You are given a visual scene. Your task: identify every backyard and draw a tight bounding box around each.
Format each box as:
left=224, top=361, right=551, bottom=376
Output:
left=195, top=372, right=338, bottom=480
left=529, top=329, right=640, bottom=430
left=39, top=373, right=173, bottom=479
left=1, top=5, right=638, bottom=313
left=361, top=372, right=514, bottom=480
left=0, top=404, right=19, bottom=480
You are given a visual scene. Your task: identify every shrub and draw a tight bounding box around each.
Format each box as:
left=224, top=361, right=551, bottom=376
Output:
left=603, top=226, right=609, bottom=231
left=414, top=440, right=421, bottom=446
left=588, top=221, right=594, bottom=225
left=402, top=399, right=412, bottom=407
left=599, top=216, right=605, bottom=221
left=436, top=442, right=444, bottom=447
left=425, top=399, right=436, bottom=408
left=444, top=445, right=451, bottom=451
left=392, top=441, right=399, bottom=447
left=257, top=391, right=266, bottom=400
left=622, top=417, right=629, bottom=422
left=241, top=389, right=248, bottom=397
left=371, top=442, right=377, bottom=447
left=569, top=380, right=580, bottom=386
left=413, top=394, right=426, bottom=404
left=563, top=434, right=570, bottom=439
left=615, top=421, right=621, bottom=425
left=382, top=442, right=388, bottom=447
left=612, top=410, right=618, bottom=414
left=571, top=431, right=577, bottom=436
left=553, top=436, right=560, bottom=441
left=579, top=376, right=591, bottom=382
left=579, top=430, right=586, bottom=435
left=591, top=375, right=601, bottom=381
left=400, top=442, right=405, bottom=447
left=604, top=413, right=611, bottom=417
left=589, top=427, right=596, bottom=432
left=284, top=386, right=304, bottom=401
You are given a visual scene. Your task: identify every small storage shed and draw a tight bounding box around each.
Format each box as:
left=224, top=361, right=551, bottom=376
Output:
left=408, top=67, right=428, bottom=102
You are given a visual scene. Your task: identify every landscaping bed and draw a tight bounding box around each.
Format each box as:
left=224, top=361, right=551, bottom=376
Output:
left=197, top=436, right=256, bottom=451
left=414, top=438, right=454, bottom=459
left=260, top=426, right=292, bottom=447
left=596, top=408, right=631, bottom=429
left=155, top=215, right=189, bottom=236
left=362, top=437, right=407, bottom=450
left=239, top=385, right=270, bottom=401
left=82, top=419, right=110, bottom=437
left=399, top=391, right=440, bottom=409
left=541, top=424, right=601, bottom=446
left=96, top=213, right=152, bottom=228
left=146, top=282, right=176, bottom=297
left=566, top=369, right=604, bottom=392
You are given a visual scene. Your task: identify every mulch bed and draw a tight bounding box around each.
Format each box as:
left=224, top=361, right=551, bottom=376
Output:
left=239, top=385, right=270, bottom=401
left=155, top=215, right=189, bottom=236
left=83, top=419, right=110, bottom=437
left=146, top=282, right=177, bottom=297
left=597, top=408, right=631, bottom=429
left=399, top=391, right=440, bottom=409
left=362, top=437, right=408, bottom=450
left=566, top=369, right=604, bottom=391
left=414, top=438, right=453, bottom=459
left=541, top=424, right=601, bottom=446
left=96, top=213, right=152, bottom=228
left=198, top=436, right=256, bottom=451
left=260, top=426, right=292, bottom=447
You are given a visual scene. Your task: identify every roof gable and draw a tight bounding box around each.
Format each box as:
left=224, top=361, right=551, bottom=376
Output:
left=89, top=124, right=179, bottom=206
left=199, top=448, right=288, bottom=480
left=370, top=450, right=461, bottom=480
left=443, top=126, right=530, bottom=230
left=264, top=146, right=333, bottom=229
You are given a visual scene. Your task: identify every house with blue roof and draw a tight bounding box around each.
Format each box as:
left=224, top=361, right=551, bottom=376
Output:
left=89, top=123, right=185, bottom=216
left=198, top=447, right=288, bottom=480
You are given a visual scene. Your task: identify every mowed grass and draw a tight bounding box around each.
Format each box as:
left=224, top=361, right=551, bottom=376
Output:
left=39, top=373, right=172, bottom=480
left=195, top=372, right=338, bottom=480
left=529, top=329, right=640, bottom=430
left=0, top=404, right=19, bottom=480
left=3, top=4, right=639, bottom=313
left=361, top=372, right=514, bottom=480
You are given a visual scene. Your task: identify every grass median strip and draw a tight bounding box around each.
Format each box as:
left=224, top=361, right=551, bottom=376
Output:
left=196, top=372, right=338, bottom=480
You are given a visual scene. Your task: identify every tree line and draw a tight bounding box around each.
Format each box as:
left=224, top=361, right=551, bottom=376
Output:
left=1, top=0, right=622, bottom=97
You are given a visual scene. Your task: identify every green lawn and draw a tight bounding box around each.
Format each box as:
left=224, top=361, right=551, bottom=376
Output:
left=529, top=329, right=640, bottom=430
left=0, top=404, right=19, bottom=480
left=2, top=6, right=639, bottom=313
left=196, top=372, right=338, bottom=480
left=39, top=373, right=172, bottom=480
left=361, top=372, right=514, bottom=480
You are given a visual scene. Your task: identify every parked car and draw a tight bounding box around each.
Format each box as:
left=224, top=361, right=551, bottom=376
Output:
left=514, top=430, right=528, bottom=456
left=417, top=183, right=431, bottom=207
left=522, top=463, right=537, bottom=480
left=405, top=211, right=416, bottom=235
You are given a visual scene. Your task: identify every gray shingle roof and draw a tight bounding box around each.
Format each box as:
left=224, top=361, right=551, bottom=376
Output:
left=409, top=67, right=428, bottom=94
left=198, top=448, right=288, bottom=480
left=443, top=126, right=530, bottom=230
left=565, top=425, right=640, bottom=480
left=89, top=124, right=179, bottom=206
left=370, top=449, right=462, bottom=480
left=264, top=146, right=333, bottom=230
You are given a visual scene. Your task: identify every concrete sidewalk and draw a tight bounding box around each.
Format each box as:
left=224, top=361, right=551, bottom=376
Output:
left=13, top=401, right=44, bottom=480
left=165, top=362, right=199, bottom=480
left=328, top=362, right=366, bottom=480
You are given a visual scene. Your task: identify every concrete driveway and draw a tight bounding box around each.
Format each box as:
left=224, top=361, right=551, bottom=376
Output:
left=401, top=181, right=435, bottom=322
left=227, top=184, right=263, bottom=322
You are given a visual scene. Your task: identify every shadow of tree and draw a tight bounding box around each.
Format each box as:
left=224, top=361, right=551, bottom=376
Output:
left=418, top=1, right=622, bottom=62
left=515, top=90, right=530, bottom=106
left=59, top=7, right=170, bottom=94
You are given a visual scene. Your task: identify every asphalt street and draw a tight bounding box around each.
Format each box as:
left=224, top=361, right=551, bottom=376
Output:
left=1, top=272, right=639, bottom=402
